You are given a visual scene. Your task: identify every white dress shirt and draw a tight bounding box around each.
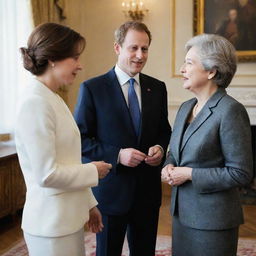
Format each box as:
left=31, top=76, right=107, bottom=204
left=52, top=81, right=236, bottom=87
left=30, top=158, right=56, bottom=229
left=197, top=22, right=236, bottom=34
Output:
left=114, top=65, right=141, bottom=110
left=114, top=65, right=164, bottom=160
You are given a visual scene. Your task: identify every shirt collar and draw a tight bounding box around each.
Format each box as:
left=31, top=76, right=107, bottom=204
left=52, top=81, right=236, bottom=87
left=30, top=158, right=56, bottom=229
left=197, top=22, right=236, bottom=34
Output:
left=114, top=64, right=140, bottom=86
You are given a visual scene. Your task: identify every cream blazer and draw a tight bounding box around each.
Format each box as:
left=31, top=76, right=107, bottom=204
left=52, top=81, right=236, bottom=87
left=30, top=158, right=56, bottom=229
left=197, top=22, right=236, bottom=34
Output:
left=15, top=80, right=98, bottom=237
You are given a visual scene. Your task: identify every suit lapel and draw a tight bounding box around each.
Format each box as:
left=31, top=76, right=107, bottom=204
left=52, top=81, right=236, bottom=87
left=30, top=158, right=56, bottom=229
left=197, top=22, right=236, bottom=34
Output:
left=58, top=96, right=81, bottom=136
left=106, top=69, right=137, bottom=140
left=34, top=80, right=81, bottom=136
left=140, top=74, right=152, bottom=138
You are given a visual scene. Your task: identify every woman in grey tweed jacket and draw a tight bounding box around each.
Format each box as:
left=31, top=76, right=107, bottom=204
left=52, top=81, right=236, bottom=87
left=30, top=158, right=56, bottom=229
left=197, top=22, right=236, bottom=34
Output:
left=162, top=34, right=253, bottom=256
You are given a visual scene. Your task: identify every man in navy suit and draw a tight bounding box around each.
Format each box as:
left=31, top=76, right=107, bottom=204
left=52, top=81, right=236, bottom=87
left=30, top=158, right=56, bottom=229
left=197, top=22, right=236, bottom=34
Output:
left=74, top=21, right=171, bottom=256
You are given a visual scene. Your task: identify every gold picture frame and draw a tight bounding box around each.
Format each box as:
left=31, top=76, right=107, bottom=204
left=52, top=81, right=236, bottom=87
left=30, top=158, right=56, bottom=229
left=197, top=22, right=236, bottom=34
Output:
left=193, top=0, right=256, bottom=62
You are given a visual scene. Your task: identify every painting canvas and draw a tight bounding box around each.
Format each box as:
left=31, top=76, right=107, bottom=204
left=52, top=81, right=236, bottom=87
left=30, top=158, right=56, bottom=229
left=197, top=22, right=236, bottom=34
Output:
left=194, top=0, right=256, bottom=61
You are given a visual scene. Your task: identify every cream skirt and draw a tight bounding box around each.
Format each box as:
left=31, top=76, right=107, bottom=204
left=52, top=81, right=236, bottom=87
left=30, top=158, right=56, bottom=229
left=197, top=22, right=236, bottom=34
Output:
left=24, top=228, right=85, bottom=256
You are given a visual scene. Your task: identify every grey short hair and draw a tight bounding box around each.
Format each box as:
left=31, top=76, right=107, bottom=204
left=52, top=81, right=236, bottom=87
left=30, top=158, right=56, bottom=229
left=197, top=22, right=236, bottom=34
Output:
left=185, top=34, right=237, bottom=88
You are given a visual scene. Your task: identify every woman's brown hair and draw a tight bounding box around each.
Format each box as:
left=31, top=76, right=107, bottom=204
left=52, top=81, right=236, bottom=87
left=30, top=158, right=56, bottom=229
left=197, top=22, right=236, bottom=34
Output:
left=20, top=22, right=85, bottom=75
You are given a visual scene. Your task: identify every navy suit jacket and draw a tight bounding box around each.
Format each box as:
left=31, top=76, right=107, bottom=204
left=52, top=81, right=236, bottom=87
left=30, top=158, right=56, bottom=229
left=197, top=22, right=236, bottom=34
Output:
left=74, top=69, right=171, bottom=215
left=165, top=88, right=253, bottom=230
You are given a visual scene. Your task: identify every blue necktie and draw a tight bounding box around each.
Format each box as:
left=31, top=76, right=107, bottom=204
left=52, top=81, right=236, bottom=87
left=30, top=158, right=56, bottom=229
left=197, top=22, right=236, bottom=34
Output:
left=128, top=78, right=141, bottom=136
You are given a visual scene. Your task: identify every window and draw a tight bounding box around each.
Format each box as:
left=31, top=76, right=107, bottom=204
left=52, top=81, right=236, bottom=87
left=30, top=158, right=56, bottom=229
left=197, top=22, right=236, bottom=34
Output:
left=0, top=0, right=33, bottom=135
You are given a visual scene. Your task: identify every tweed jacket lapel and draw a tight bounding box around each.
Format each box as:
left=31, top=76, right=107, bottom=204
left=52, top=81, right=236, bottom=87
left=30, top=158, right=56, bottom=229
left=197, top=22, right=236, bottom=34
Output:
left=180, top=103, right=212, bottom=152
left=172, top=99, right=196, bottom=164
left=180, top=88, right=227, bottom=153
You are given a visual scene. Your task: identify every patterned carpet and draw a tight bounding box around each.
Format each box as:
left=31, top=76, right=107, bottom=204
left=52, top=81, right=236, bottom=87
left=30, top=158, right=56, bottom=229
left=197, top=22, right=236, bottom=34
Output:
left=2, top=232, right=256, bottom=256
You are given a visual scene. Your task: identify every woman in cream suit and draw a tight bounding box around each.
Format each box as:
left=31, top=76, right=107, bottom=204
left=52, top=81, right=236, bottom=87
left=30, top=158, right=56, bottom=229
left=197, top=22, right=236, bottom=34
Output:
left=16, top=23, right=111, bottom=256
left=162, top=34, right=253, bottom=256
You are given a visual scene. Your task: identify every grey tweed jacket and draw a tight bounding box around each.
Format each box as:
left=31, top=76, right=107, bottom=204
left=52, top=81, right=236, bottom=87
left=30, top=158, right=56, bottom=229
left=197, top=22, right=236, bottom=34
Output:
left=165, top=88, right=253, bottom=230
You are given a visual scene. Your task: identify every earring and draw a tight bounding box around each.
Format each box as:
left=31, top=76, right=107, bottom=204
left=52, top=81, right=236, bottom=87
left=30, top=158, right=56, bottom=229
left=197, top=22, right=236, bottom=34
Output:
left=51, top=63, right=55, bottom=68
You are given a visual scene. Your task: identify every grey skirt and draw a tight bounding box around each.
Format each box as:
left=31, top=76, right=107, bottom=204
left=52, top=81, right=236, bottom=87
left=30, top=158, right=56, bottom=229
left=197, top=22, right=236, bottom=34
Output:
left=172, top=216, right=239, bottom=256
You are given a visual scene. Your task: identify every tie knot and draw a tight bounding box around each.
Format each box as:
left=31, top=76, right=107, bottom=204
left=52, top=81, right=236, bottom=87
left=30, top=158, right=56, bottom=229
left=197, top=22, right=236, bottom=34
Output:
left=129, top=78, right=135, bottom=87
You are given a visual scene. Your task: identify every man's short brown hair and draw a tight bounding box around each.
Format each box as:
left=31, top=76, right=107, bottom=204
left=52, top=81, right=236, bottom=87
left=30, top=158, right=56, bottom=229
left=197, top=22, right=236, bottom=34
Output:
left=114, top=21, right=152, bottom=46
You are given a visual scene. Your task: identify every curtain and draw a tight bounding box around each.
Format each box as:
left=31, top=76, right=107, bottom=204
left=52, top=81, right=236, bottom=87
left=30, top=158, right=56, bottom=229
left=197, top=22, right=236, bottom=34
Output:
left=0, top=0, right=33, bottom=135
left=0, top=0, right=67, bottom=135
left=30, top=0, right=66, bottom=27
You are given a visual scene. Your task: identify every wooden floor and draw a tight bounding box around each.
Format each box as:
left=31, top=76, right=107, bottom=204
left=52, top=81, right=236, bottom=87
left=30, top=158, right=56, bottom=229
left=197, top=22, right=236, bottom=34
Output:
left=0, top=194, right=255, bottom=255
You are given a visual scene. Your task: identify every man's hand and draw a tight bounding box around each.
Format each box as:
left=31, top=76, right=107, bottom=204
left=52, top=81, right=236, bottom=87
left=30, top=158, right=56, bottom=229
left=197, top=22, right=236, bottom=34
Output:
left=119, top=148, right=147, bottom=167
left=145, top=145, right=163, bottom=166
left=87, top=207, right=104, bottom=233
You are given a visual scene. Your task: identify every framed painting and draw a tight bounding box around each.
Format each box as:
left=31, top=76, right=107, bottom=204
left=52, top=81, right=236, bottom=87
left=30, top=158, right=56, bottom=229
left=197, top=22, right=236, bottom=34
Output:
left=193, top=0, right=256, bottom=61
